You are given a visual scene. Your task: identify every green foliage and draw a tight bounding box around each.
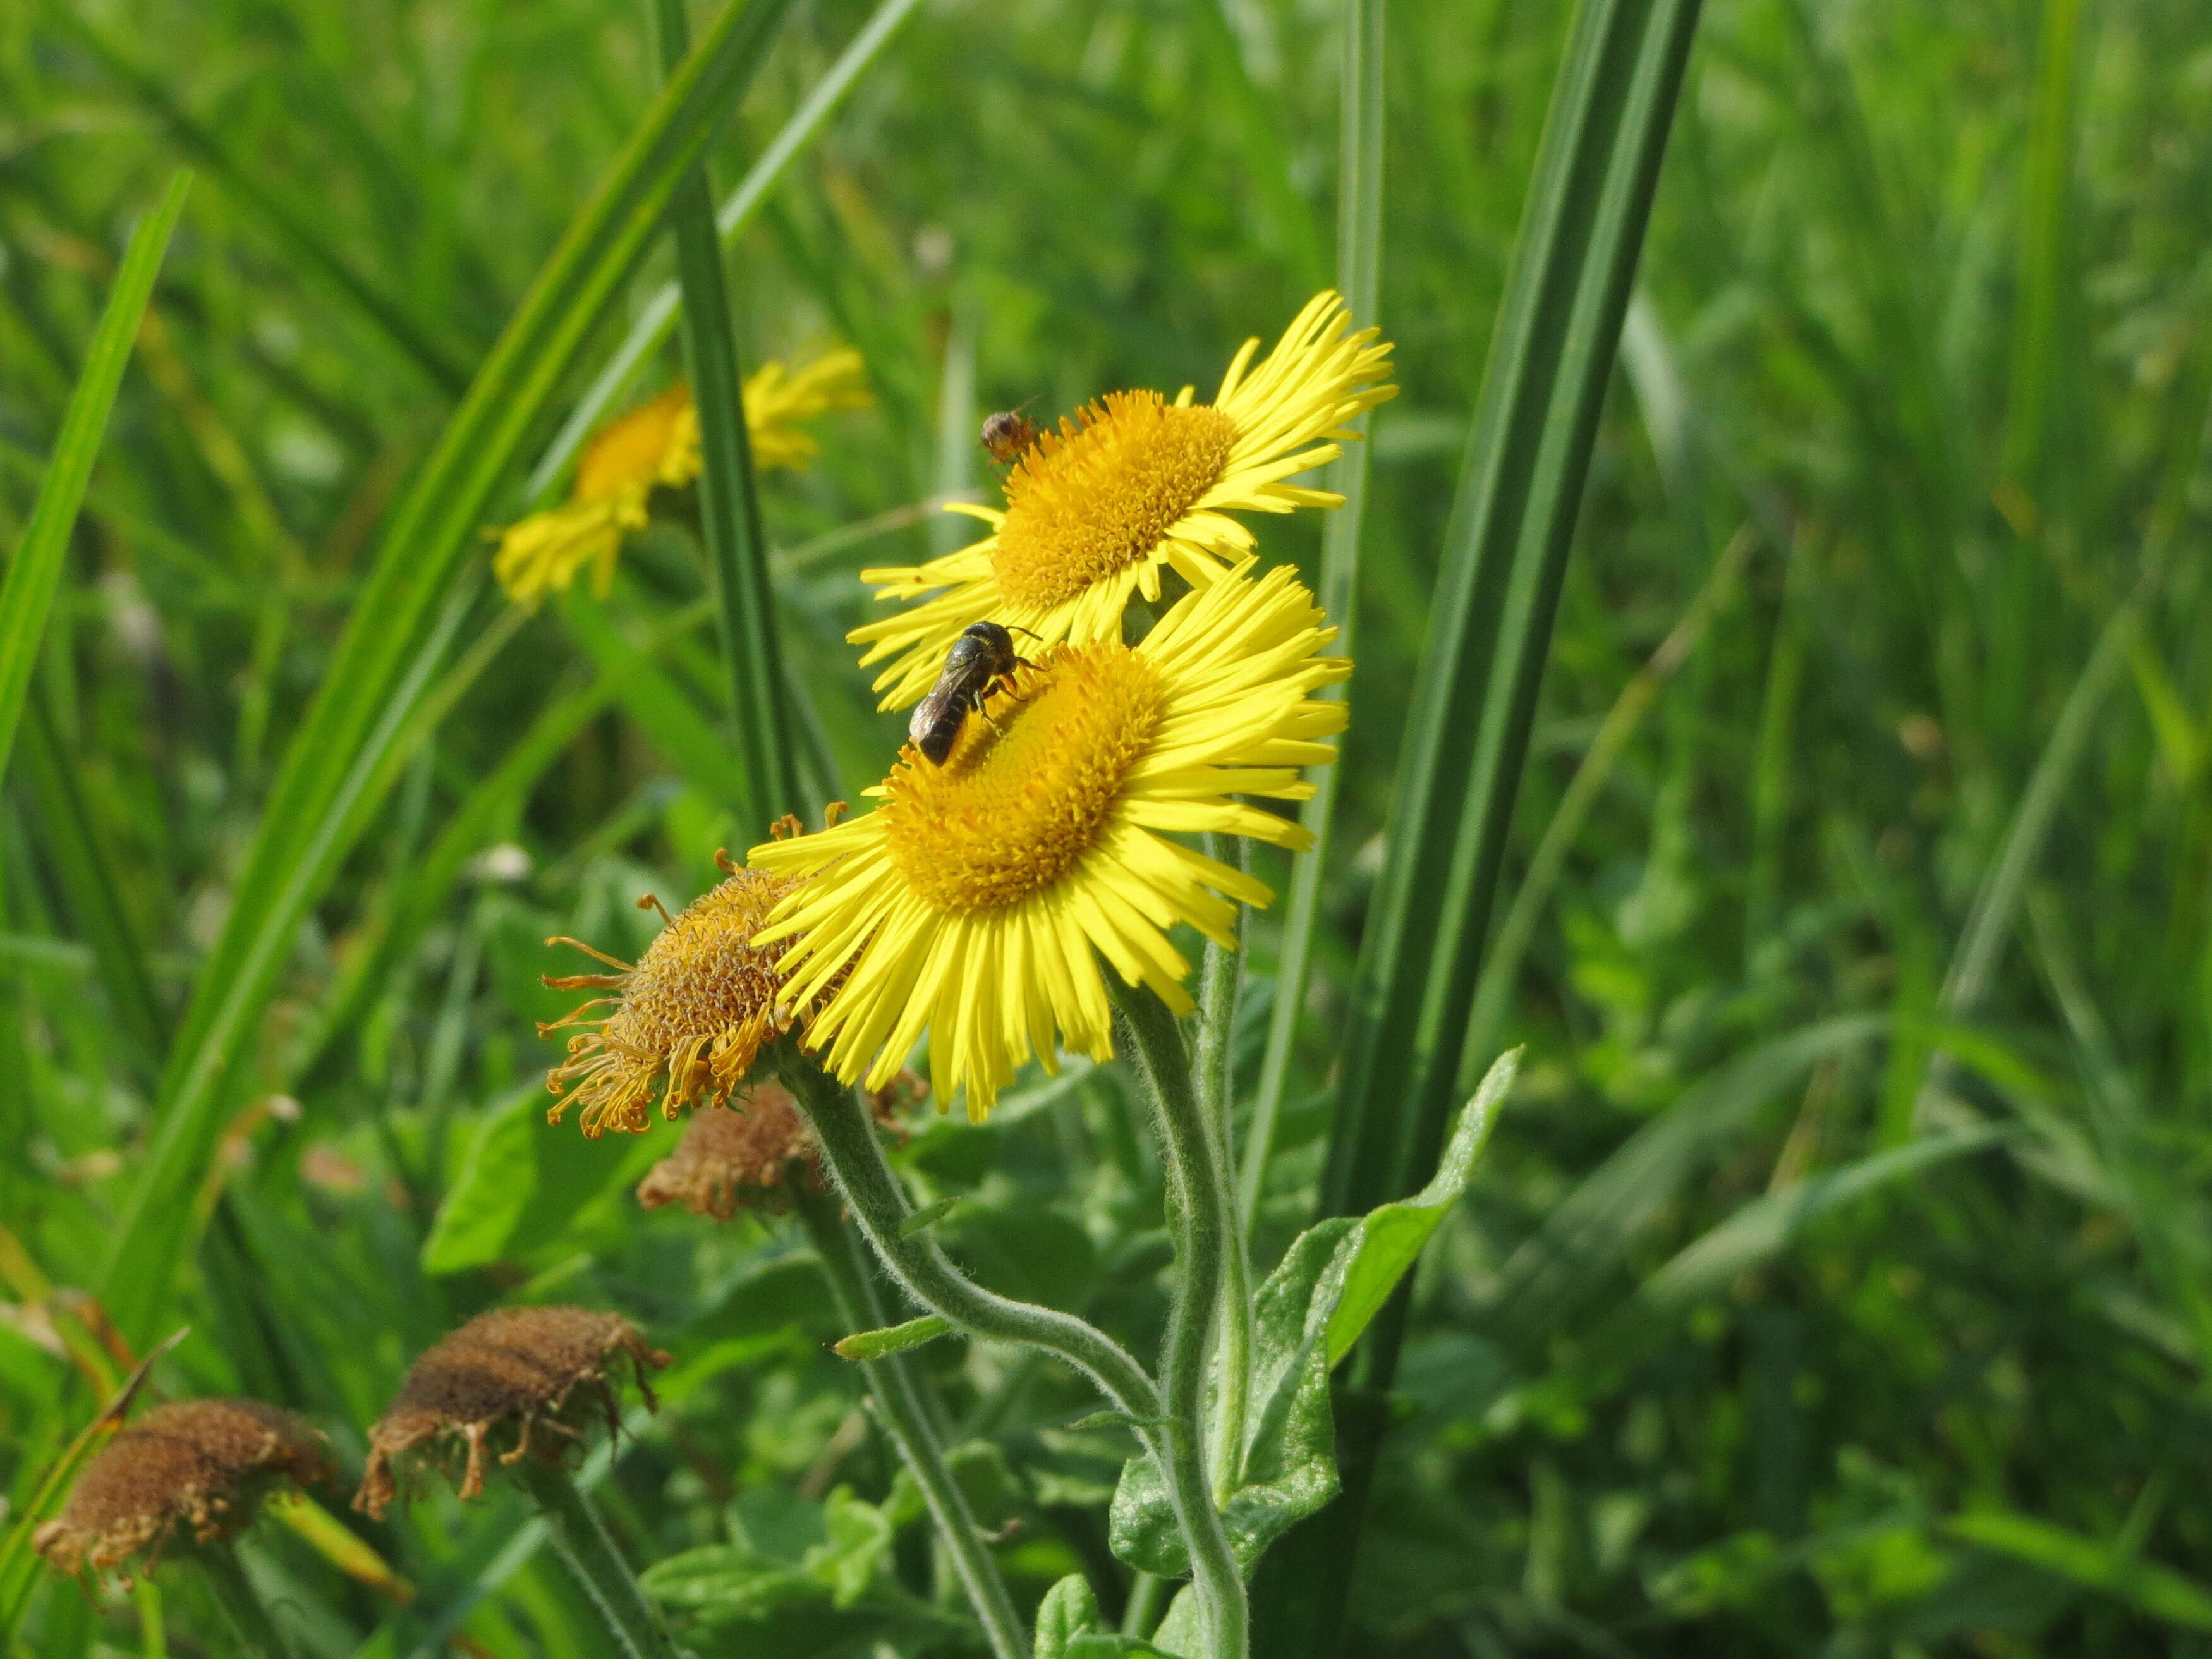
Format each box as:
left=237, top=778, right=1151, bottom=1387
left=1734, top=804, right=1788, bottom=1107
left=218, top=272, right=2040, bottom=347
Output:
left=5, top=0, right=2212, bottom=1654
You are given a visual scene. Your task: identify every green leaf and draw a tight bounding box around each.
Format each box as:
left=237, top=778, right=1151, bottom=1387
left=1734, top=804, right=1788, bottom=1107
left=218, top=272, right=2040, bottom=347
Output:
left=94, top=0, right=798, bottom=1345
left=0, top=174, right=188, bottom=787
left=1324, top=1047, right=1517, bottom=1364
left=897, top=1194, right=962, bottom=1236
left=1115, top=1056, right=1516, bottom=1579
left=420, top=1086, right=665, bottom=1273
left=1947, top=1512, right=2212, bottom=1632
left=832, top=1313, right=952, bottom=1361
left=805, top=1487, right=894, bottom=1609
left=1034, top=1574, right=1104, bottom=1658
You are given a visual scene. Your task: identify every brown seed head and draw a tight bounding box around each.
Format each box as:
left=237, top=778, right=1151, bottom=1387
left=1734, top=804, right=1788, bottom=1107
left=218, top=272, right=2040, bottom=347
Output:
left=34, top=1400, right=331, bottom=1579
left=355, top=1306, right=667, bottom=1520
left=635, top=1075, right=917, bottom=1219
left=542, top=864, right=803, bottom=1137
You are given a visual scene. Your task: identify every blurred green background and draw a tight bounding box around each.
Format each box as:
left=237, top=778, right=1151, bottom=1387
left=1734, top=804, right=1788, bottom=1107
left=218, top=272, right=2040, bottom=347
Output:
left=4, top=0, right=2212, bottom=1653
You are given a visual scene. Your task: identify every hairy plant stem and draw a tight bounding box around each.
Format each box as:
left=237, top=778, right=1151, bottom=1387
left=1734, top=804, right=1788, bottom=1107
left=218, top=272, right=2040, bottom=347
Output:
left=195, top=1543, right=293, bottom=1659
left=1111, top=981, right=1250, bottom=1659
left=1196, top=834, right=1255, bottom=1504
left=794, top=1186, right=1029, bottom=1659
left=775, top=1046, right=1161, bottom=1420
left=510, top=1458, right=674, bottom=1659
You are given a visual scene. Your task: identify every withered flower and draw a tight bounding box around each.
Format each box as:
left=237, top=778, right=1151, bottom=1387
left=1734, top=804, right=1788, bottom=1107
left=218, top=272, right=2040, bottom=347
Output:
left=35, top=1399, right=331, bottom=1579
left=541, top=855, right=809, bottom=1138
left=355, top=1306, right=667, bottom=1519
left=635, top=1076, right=915, bottom=1219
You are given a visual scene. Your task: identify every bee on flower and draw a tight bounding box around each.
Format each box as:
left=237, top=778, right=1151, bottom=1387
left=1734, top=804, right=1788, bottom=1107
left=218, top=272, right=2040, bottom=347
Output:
left=849, top=292, right=1392, bottom=709
left=493, top=348, right=870, bottom=606
left=751, top=562, right=1349, bottom=1122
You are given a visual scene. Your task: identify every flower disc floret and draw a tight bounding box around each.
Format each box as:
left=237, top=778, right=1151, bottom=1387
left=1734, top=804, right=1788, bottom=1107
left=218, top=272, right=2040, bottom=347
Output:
left=753, top=563, right=1349, bottom=1121
left=850, top=291, right=1393, bottom=708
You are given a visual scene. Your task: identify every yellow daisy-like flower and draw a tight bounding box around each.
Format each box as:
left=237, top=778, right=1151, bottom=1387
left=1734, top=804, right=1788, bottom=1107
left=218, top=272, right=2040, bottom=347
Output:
left=751, top=562, right=1348, bottom=1121
left=494, top=349, right=870, bottom=606
left=848, top=292, right=1392, bottom=709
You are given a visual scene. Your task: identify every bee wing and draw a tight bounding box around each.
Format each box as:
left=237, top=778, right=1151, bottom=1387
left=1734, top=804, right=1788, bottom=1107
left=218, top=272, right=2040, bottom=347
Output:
left=910, top=686, right=955, bottom=746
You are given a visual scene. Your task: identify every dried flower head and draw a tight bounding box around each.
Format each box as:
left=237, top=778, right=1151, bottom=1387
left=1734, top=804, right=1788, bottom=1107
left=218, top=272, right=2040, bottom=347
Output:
left=355, top=1306, right=667, bottom=1520
left=635, top=1075, right=917, bottom=1219
left=542, top=856, right=810, bottom=1138
left=34, top=1399, right=331, bottom=1579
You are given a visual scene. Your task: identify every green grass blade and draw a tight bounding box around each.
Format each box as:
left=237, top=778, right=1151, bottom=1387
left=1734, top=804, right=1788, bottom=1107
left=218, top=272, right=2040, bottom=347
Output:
left=1945, top=1512, right=2212, bottom=1632
left=1239, top=0, right=1386, bottom=1236
left=1262, top=6, right=1702, bottom=1644
left=525, top=0, right=927, bottom=502
left=62, top=19, right=468, bottom=395
left=657, top=0, right=803, bottom=834
left=1322, top=0, right=1703, bottom=1314
left=18, top=690, right=168, bottom=1075
left=0, top=173, right=186, bottom=787
left=92, top=0, right=796, bottom=1346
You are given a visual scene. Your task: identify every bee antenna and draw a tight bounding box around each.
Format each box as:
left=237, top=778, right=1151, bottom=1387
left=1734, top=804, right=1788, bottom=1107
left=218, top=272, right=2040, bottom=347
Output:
left=1005, top=624, right=1045, bottom=641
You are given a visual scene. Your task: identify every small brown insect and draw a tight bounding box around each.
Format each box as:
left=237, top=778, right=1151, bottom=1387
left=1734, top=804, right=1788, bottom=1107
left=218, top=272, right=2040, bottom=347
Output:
left=979, top=404, right=1042, bottom=466
left=909, top=621, right=1037, bottom=763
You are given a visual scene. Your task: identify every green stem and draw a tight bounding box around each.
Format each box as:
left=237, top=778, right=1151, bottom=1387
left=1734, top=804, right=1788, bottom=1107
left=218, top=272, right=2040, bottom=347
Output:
left=511, top=1459, right=676, bottom=1659
left=1196, top=836, right=1255, bottom=1504
left=794, top=1187, right=1029, bottom=1659
left=195, top=1543, right=292, bottom=1659
left=776, top=1048, right=1164, bottom=1426
left=1122, top=1571, right=1167, bottom=1641
left=1112, top=983, right=1249, bottom=1659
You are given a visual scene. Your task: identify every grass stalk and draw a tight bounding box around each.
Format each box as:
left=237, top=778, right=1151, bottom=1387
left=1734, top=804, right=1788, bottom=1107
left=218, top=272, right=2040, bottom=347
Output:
left=1196, top=836, right=1255, bottom=1504
left=195, top=1543, right=294, bottom=1659
left=654, top=0, right=804, bottom=833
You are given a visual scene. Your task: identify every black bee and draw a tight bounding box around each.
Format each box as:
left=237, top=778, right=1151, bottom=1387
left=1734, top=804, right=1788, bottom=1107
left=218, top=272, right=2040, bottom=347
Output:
left=979, top=403, right=1042, bottom=466
left=910, top=621, right=1035, bottom=764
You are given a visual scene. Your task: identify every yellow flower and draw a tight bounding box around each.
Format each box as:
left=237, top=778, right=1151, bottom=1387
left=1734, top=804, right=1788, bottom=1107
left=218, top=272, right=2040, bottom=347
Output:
left=751, top=563, right=1348, bottom=1121
left=493, top=349, right=870, bottom=605
left=848, top=292, right=1392, bottom=710
left=540, top=857, right=806, bottom=1138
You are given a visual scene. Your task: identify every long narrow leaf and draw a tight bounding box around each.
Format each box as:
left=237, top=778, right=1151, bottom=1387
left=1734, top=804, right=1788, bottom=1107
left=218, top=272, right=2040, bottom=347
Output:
left=94, top=1, right=796, bottom=1344
left=657, top=0, right=803, bottom=833
left=1240, top=0, right=1387, bottom=1234
left=0, top=174, right=188, bottom=786
left=1322, top=0, right=1703, bottom=1349
left=1266, top=6, right=1702, bottom=1647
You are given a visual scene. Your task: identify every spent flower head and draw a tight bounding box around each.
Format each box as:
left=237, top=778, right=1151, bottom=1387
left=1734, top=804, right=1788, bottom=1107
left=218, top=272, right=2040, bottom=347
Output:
left=752, top=562, right=1347, bottom=1121
left=851, top=292, right=1391, bottom=708
left=542, top=856, right=816, bottom=1138
left=35, top=1400, right=331, bottom=1580
left=494, top=348, right=870, bottom=605
left=356, top=1306, right=667, bottom=1519
left=635, top=1075, right=915, bottom=1218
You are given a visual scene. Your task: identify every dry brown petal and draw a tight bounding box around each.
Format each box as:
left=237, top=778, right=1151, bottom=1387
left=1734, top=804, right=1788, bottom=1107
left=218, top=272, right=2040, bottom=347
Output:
left=355, top=1306, right=667, bottom=1519
left=34, top=1399, right=330, bottom=1578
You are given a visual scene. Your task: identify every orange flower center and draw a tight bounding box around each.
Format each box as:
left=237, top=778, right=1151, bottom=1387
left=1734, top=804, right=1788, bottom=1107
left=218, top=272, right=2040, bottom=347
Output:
left=882, top=643, right=1164, bottom=913
left=991, top=392, right=1236, bottom=611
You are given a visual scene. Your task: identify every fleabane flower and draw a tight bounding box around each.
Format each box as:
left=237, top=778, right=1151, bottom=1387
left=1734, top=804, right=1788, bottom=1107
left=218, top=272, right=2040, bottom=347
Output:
left=751, top=562, right=1348, bottom=1121
left=849, top=292, right=1392, bottom=709
left=494, top=349, right=870, bottom=605
left=540, top=856, right=810, bottom=1138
